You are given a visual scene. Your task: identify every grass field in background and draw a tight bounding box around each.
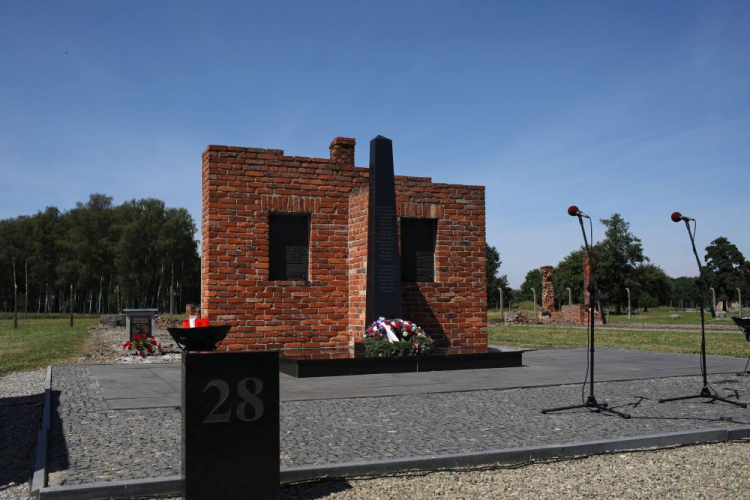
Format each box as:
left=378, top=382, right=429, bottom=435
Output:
left=0, top=317, right=97, bottom=377
left=488, top=325, right=750, bottom=357
left=605, top=307, right=736, bottom=325
left=488, top=306, right=737, bottom=326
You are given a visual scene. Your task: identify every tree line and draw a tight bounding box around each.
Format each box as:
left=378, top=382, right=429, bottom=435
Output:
left=488, top=214, right=750, bottom=314
left=0, top=194, right=201, bottom=317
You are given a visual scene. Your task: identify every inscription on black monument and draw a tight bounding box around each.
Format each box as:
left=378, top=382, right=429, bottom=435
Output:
left=269, top=214, right=309, bottom=281
left=366, top=136, right=403, bottom=323
left=183, top=351, right=280, bottom=499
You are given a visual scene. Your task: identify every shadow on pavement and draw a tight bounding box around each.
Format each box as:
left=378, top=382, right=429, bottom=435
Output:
left=282, top=479, right=353, bottom=499
left=45, top=390, right=70, bottom=477
left=0, top=393, right=43, bottom=491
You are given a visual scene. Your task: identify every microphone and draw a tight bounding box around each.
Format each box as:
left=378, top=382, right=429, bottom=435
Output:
left=671, top=212, right=694, bottom=223
left=568, top=205, right=590, bottom=218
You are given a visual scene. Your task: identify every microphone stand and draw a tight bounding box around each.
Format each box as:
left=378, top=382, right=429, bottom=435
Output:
left=542, top=215, right=631, bottom=419
left=658, top=219, right=747, bottom=408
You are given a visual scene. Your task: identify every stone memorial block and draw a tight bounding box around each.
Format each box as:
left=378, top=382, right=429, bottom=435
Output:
left=365, top=136, right=403, bottom=324
left=183, top=352, right=280, bottom=500
left=124, top=308, right=157, bottom=341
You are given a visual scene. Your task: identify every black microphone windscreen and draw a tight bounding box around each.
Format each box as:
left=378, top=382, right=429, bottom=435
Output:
left=671, top=212, right=682, bottom=223
left=568, top=205, right=579, bottom=217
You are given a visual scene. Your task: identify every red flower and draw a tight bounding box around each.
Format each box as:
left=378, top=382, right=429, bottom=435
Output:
left=157, top=342, right=162, bottom=348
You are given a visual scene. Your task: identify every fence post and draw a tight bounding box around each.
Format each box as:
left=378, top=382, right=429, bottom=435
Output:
left=626, top=287, right=631, bottom=319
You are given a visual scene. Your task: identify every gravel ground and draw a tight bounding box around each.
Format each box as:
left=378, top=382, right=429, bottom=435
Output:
left=43, top=364, right=750, bottom=485
left=69, top=324, right=184, bottom=365
left=0, top=323, right=179, bottom=500
left=4, top=323, right=750, bottom=499
left=281, top=440, right=750, bottom=499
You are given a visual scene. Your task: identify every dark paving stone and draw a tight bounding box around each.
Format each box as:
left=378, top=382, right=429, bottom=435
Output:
left=47, top=349, right=750, bottom=486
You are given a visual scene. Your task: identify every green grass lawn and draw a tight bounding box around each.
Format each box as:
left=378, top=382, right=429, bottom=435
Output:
left=0, top=317, right=97, bottom=377
left=488, top=306, right=736, bottom=326
left=605, top=307, right=735, bottom=325
left=489, top=325, right=750, bottom=358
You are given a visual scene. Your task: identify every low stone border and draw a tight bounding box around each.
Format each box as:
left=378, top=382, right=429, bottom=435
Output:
left=35, top=426, right=750, bottom=499
left=30, top=366, right=52, bottom=497
left=38, top=476, right=183, bottom=500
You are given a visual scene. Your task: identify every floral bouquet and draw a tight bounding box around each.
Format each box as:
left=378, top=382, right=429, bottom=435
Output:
left=122, top=334, right=162, bottom=357
left=364, top=317, right=434, bottom=357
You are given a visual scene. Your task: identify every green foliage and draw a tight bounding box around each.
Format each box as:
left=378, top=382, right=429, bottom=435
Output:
left=486, top=245, right=511, bottom=308
left=553, top=249, right=584, bottom=307
left=364, top=335, right=435, bottom=357
left=632, top=264, right=672, bottom=311
left=0, top=194, right=200, bottom=314
left=671, top=276, right=701, bottom=306
left=704, top=237, right=746, bottom=311
left=593, top=213, right=647, bottom=314
left=516, top=269, right=541, bottom=303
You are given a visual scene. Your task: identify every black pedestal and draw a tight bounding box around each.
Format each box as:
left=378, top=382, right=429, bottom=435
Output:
left=183, top=352, right=279, bottom=499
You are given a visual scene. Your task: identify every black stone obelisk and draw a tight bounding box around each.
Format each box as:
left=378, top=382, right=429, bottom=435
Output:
left=365, top=136, right=403, bottom=325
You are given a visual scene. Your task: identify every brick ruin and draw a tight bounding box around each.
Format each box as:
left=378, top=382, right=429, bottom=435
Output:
left=524, top=254, right=599, bottom=325
left=201, top=137, right=487, bottom=356
left=540, top=266, right=555, bottom=314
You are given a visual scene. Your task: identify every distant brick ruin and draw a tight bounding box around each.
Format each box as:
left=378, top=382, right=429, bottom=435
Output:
left=508, top=253, right=601, bottom=325
left=540, top=266, right=555, bottom=314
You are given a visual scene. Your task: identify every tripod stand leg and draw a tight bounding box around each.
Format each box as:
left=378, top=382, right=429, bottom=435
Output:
left=658, top=394, right=704, bottom=403
left=738, top=356, right=750, bottom=377
left=541, top=403, right=588, bottom=414
left=659, top=392, right=748, bottom=408
left=710, top=395, right=747, bottom=409
left=597, top=405, right=631, bottom=419
left=542, top=399, right=630, bottom=418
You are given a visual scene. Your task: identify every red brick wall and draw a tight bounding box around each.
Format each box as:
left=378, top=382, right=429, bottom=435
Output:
left=201, top=137, right=487, bottom=354
left=347, top=188, right=369, bottom=346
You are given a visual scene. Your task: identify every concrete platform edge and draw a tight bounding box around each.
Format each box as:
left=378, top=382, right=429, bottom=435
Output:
left=38, top=476, right=184, bottom=500
left=30, top=366, right=52, bottom=498
left=36, top=426, right=750, bottom=499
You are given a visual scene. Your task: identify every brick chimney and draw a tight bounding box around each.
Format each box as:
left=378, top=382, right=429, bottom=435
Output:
left=329, top=137, right=355, bottom=166
left=540, top=266, right=556, bottom=313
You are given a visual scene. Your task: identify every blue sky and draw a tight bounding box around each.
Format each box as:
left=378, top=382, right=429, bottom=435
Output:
left=1, top=0, right=748, bottom=287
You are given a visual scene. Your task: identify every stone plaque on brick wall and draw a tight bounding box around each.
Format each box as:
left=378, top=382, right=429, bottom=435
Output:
left=401, top=218, right=436, bottom=282
left=366, top=136, right=403, bottom=324
left=269, top=214, right=309, bottom=281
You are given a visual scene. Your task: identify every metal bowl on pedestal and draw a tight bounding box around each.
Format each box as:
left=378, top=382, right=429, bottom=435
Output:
left=167, top=325, right=231, bottom=352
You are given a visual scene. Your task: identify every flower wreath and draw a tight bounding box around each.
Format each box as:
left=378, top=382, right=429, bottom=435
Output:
left=122, top=334, right=163, bottom=357
left=364, top=317, right=434, bottom=357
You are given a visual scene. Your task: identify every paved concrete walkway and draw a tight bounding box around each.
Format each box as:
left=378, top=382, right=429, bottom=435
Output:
left=46, top=348, right=750, bottom=489
left=91, top=348, right=749, bottom=409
